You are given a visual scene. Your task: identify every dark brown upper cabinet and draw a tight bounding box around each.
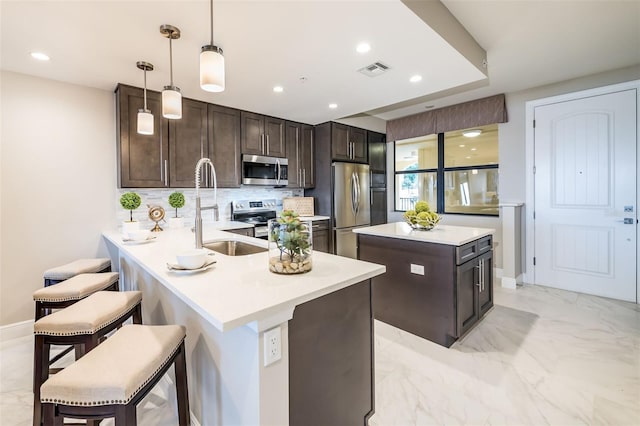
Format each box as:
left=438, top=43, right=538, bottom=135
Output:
left=241, top=111, right=286, bottom=157
left=168, top=98, right=208, bottom=188
left=116, top=84, right=241, bottom=188
left=331, top=122, right=367, bottom=163
left=367, top=131, right=386, bottom=173
left=116, top=84, right=168, bottom=188
left=286, top=121, right=315, bottom=189
left=207, top=104, right=241, bottom=188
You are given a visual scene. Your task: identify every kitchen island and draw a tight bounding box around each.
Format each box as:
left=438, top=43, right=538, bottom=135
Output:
left=103, top=226, right=385, bottom=426
left=354, top=222, right=494, bottom=347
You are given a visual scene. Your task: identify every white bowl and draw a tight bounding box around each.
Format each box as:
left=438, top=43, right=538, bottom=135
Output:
left=127, top=229, right=150, bottom=241
left=176, top=249, right=208, bottom=269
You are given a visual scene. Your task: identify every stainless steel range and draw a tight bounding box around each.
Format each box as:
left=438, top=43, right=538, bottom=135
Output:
left=231, top=199, right=277, bottom=239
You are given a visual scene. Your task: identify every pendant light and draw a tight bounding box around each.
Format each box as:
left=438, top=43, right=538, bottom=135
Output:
left=136, top=61, right=154, bottom=135
left=160, top=24, right=182, bottom=119
left=200, top=0, right=225, bottom=92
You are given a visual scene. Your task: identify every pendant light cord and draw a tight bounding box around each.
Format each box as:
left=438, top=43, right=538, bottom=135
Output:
left=209, top=0, right=214, bottom=45
left=169, top=34, right=174, bottom=86
left=143, top=69, right=148, bottom=110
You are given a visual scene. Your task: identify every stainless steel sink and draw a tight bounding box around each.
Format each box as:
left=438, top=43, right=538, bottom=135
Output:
left=203, top=240, right=267, bottom=256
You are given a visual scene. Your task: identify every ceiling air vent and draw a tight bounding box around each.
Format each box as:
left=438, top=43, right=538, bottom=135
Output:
left=358, top=61, right=391, bottom=77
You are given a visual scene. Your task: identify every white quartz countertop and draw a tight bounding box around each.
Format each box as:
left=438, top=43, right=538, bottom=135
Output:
left=103, top=227, right=385, bottom=332
left=297, top=215, right=330, bottom=222
left=201, top=220, right=254, bottom=230
left=353, top=222, right=495, bottom=246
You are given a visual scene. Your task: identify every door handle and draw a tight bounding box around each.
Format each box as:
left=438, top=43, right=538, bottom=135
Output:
left=302, top=169, right=306, bottom=187
left=619, top=218, right=635, bottom=224
left=164, top=159, right=168, bottom=186
left=261, top=134, right=265, bottom=154
left=354, top=172, right=361, bottom=214
left=266, top=134, right=270, bottom=154
left=276, top=159, right=281, bottom=185
left=351, top=172, right=357, bottom=216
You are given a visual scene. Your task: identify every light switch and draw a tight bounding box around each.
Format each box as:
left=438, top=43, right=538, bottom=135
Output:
left=410, top=264, right=425, bottom=275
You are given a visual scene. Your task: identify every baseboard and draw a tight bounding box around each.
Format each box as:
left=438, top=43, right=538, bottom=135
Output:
left=0, top=320, right=33, bottom=342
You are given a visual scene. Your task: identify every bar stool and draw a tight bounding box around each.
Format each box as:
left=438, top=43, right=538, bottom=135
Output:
left=43, top=258, right=111, bottom=287
left=33, top=291, right=143, bottom=426
left=40, top=324, right=189, bottom=426
left=33, top=272, right=120, bottom=320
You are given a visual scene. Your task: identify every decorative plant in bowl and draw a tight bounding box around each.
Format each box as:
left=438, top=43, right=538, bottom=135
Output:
left=268, top=210, right=313, bottom=274
left=403, top=201, right=441, bottom=231
left=168, top=192, right=185, bottom=228
left=120, top=192, right=142, bottom=233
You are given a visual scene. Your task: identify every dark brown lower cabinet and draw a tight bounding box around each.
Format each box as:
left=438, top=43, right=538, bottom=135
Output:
left=311, top=220, right=330, bottom=252
left=289, top=280, right=374, bottom=426
left=358, top=234, right=493, bottom=347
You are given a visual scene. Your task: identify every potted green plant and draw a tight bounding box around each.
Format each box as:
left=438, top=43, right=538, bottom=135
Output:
left=168, top=192, right=186, bottom=228
left=268, top=210, right=313, bottom=274
left=120, top=192, right=142, bottom=233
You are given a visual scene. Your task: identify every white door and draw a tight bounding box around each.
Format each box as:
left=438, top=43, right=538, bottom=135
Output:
left=534, top=89, right=637, bottom=302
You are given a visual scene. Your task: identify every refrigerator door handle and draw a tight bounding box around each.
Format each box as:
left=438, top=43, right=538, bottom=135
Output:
left=354, top=172, right=361, bottom=214
left=350, top=172, right=358, bottom=217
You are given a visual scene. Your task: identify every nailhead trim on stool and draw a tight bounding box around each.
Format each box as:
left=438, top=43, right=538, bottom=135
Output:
left=40, top=325, right=190, bottom=426
left=43, top=258, right=111, bottom=287
left=32, top=291, right=142, bottom=426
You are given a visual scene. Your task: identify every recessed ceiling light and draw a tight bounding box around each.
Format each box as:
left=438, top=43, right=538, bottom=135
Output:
left=356, top=43, right=370, bottom=53
left=30, top=52, right=50, bottom=61
left=465, top=156, right=472, bottom=159
left=459, top=144, right=465, bottom=148
left=329, top=103, right=338, bottom=109
left=409, top=75, right=422, bottom=83
left=471, top=148, right=477, bottom=151
left=462, top=129, right=482, bottom=138
left=273, top=86, right=283, bottom=93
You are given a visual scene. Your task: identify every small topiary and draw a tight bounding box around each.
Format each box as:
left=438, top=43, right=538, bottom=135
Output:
left=168, top=192, right=185, bottom=218
left=120, top=192, right=142, bottom=222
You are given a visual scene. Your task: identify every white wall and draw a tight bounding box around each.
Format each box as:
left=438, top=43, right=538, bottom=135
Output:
left=0, top=71, right=117, bottom=325
left=335, top=115, right=386, bottom=133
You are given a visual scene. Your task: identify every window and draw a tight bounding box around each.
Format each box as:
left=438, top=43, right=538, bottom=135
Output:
left=394, top=124, right=499, bottom=215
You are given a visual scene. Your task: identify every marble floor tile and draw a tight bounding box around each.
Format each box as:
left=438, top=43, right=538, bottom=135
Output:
left=1, top=283, right=639, bottom=425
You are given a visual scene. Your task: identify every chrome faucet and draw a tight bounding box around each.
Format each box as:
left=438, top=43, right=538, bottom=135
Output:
left=195, top=158, right=218, bottom=249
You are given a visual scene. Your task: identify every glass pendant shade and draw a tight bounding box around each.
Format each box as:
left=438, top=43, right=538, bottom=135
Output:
left=162, top=86, right=182, bottom=119
left=200, top=46, right=225, bottom=92
left=137, top=109, right=154, bottom=135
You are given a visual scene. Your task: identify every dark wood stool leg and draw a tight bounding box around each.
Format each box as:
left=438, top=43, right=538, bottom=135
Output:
left=115, top=404, right=136, bottom=425
left=42, top=403, right=62, bottom=426
left=132, top=304, right=142, bottom=325
left=33, top=335, right=50, bottom=426
left=174, top=343, right=190, bottom=426
left=35, top=301, right=44, bottom=321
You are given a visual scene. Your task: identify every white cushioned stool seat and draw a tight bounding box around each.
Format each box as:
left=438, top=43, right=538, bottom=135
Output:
left=41, top=324, right=186, bottom=407
left=34, top=291, right=142, bottom=336
left=43, top=258, right=111, bottom=281
left=33, top=273, right=119, bottom=303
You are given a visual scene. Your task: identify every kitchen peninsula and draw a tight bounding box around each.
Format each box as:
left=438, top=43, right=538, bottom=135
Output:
left=103, top=226, right=385, bottom=426
left=355, top=222, right=495, bottom=347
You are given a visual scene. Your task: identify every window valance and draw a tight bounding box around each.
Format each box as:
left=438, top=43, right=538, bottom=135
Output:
left=386, top=94, right=507, bottom=142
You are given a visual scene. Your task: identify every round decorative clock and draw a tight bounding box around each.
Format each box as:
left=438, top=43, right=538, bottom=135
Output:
left=148, top=205, right=165, bottom=232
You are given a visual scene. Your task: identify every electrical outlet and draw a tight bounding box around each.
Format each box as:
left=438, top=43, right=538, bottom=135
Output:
left=263, top=326, right=282, bottom=366
left=410, top=264, right=425, bottom=275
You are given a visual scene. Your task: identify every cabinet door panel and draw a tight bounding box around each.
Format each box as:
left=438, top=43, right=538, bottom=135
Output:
left=241, top=111, right=264, bottom=155
left=456, top=258, right=479, bottom=337
left=478, top=252, right=493, bottom=317
left=370, top=188, right=387, bottom=226
left=368, top=131, right=386, bottom=172
left=169, top=98, right=208, bottom=187
left=117, top=85, right=168, bottom=188
left=312, top=229, right=329, bottom=253
left=300, top=124, right=315, bottom=188
left=331, top=123, right=350, bottom=160
left=208, top=104, right=241, bottom=187
left=286, top=122, right=301, bottom=187
left=265, top=117, right=286, bottom=157
left=350, top=127, right=367, bottom=163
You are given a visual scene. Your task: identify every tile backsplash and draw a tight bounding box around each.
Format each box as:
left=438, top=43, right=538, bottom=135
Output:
left=116, top=187, right=304, bottom=227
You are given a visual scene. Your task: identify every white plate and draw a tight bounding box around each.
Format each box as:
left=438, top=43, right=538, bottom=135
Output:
left=166, top=259, right=217, bottom=274
left=122, top=236, right=157, bottom=244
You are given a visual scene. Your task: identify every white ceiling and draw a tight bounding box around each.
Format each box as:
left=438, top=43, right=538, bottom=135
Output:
left=1, top=1, right=639, bottom=125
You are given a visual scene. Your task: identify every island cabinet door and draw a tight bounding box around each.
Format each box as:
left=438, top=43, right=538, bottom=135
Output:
left=288, top=280, right=374, bottom=426
left=456, top=256, right=481, bottom=337
left=478, top=251, right=494, bottom=317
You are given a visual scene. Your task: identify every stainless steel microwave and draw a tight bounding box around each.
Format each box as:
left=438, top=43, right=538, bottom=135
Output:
left=242, top=154, right=288, bottom=186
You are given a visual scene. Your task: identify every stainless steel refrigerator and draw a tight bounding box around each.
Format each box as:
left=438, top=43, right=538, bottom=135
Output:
left=333, top=162, right=370, bottom=258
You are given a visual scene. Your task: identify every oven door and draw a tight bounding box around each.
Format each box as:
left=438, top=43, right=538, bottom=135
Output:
left=242, top=155, right=288, bottom=186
